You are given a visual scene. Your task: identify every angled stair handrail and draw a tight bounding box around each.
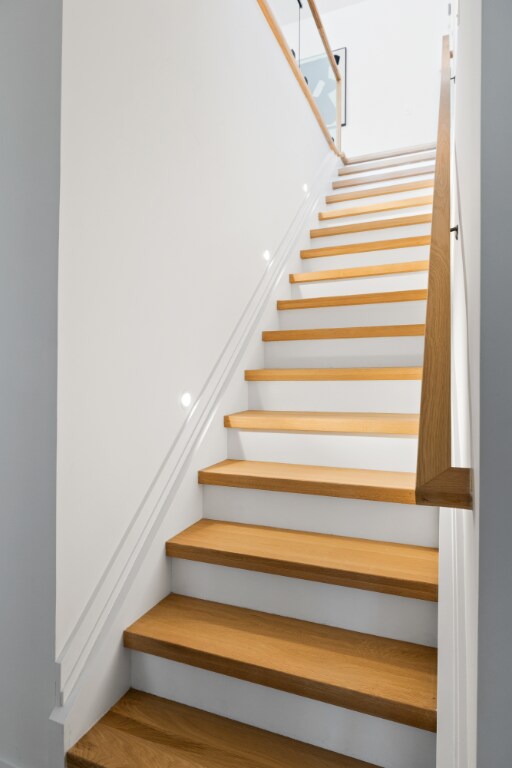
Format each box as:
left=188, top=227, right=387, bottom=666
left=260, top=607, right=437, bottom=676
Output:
left=257, top=0, right=343, bottom=156
left=415, top=35, right=472, bottom=509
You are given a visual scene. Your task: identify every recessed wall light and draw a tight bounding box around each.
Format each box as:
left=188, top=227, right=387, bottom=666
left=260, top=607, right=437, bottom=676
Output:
left=180, top=392, right=192, bottom=409
left=262, top=250, right=271, bottom=262
left=303, top=183, right=309, bottom=193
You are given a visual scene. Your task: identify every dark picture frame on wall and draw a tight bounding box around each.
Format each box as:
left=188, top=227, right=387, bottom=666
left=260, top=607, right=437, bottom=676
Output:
left=300, top=46, right=347, bottom=133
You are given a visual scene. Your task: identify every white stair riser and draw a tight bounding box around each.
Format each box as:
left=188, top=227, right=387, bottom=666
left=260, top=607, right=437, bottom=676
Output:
left=323, top=187, right=434, bottom=209
left=248, top=379, right=422, bottom=413
left=306, top=222, right=432, bottom=249
left=131, top=655, right=437, bottom=768
left=289, top=271, right=428, bottom=298
left=263, top=335, right=424, bottom=369
left=203, top=486, right=439, bottom=547
left=278, top=300, right=427, bottom=330
left=313, top=204, right=432, bottom=229
left=297, top=246, right=430, bottom=273
left=227, top=430, right=418, bottom=472
left=170, top=560, right=438, bottom=646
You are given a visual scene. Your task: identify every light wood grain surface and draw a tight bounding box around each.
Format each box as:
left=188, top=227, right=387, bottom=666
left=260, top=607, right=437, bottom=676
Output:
left=319, top=195, right=433, bottom=221
left=332, top=165, right=435, bottom=190
left=301, top=235, right=431, bottom=259
left=124, top=595, right=437, bottom=731
left=326, top=179, right=434, bottom=204
left=262, top=324, right=425, bottom=341
left=223, top=409, right=420, bottom=434
left=245, top=367, right=423, bottom=381
left=290, top=260, right=429, bottom=284
left=167, top=519, right=438, bottom=601
left=277, top=289, right=428, bottom=311
left=310, top=213, right=432, bottom=239
left=198, top=459, right=420, bottom=504
left=67, top=689, right=380, bottom=768
left=416, top=35, right=453, bottom=489
left=344, top=142, right=436, bottom=165
left=338, top=151, right=436, bottom=176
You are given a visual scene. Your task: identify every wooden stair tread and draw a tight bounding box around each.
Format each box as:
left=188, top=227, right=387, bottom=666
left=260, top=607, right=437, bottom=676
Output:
left=67, top=689, right=379, bottom=768
left=326, top=179, right=434, bottom=205
left=310, top=213, right=432, bottom=239
left=319, top=195, right=433, bottom=221
left=290, top=260, right=429, bottom=284
left=277, top=289, right=428, bottom=311
left=167, top=519, right=438, bottom=601
left=262, top=324, right=425, bottom=341
left=224, top=409, right=420, bottom=434
left=301, top=234, right=431, bottom=260
left=338, top=151, right=436, bottom=175
left=245, top=367, right=422, bottom=381
left=198, top=458, right=420, bottom=504
left=332, top=165, right=436, bottom=190
left=124, top=594, right=437, bottom=731
left=344, top=142, right=437, bottom=165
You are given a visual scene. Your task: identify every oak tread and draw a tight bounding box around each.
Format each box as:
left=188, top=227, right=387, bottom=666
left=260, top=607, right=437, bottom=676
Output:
left=301, top=234, right=431, bottom=260
left=262, top=324, right=425, bottom=341
left=332, top=165, right=436, bottom=190
left=167, top=519, right=438, bottom=601
left=124, top=595, right=437, bottom=730
left=224, top=409, right=420, bottom=434
left=326, top=179, right=434, bottom=205
left=245, top=367, right=423, bottom=381
left=319, top=195, right=433, bottom=221
left=198, top=459, right=420, bottom=504
left=344, top=142, right=436, bottom=165
left=310, top=213, right=432, bottom=239
left=67, top=689, right=379, bottom=768
left=290, top=260, right=429, bottom=284
left=338, top=151, right=436, bottom=175
left=277, top=289, right=428, bottom=311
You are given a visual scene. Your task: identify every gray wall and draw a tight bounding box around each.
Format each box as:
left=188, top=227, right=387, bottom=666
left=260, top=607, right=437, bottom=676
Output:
left=0, top=2, right=62, bottom=766
left=478, top=0, right=512, bottom=764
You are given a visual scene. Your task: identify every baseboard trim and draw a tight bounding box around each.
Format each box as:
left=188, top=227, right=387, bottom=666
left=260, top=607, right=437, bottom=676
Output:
left=55, top=150, right=338, bottom=705
left=436, top=506, right=477, bottom=768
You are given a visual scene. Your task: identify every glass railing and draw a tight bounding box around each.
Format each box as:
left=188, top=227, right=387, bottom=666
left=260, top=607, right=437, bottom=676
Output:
left=265, top=0, right=344, bottom=153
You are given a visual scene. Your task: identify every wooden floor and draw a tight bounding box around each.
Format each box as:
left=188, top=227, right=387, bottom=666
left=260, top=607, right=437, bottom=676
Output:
left=67, top=689, right=382, bottom=768
left=124, top=595, right=437, bottom=731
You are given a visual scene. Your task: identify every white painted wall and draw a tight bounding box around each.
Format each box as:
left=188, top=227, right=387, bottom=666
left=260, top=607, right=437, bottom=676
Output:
left=286, top=0, right=449, bottom=156
left=56, top=0, right=332, bottom=687
left=0, top=2, right=61, bottom=768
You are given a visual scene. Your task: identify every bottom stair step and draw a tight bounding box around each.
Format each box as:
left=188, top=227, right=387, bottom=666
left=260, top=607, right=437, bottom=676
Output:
left=67, top=689, right=382, bottom=768
left=124, top=595, right=437, bottom=731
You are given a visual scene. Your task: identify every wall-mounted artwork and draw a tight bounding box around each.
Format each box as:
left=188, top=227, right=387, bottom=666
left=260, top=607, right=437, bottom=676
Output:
left=300, top=46, right=347, bottom=134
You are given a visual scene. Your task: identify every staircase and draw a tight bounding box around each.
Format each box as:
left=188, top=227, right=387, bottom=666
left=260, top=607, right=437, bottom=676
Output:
left=67, top=144, right=447, bottom=768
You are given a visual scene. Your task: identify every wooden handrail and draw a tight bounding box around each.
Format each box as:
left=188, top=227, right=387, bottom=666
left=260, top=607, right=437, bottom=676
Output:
left=306, top=0, right=341, bottom=82
left=257, top=0, right=342, bottom=156
left=415, top=36, right=472, bottom=509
